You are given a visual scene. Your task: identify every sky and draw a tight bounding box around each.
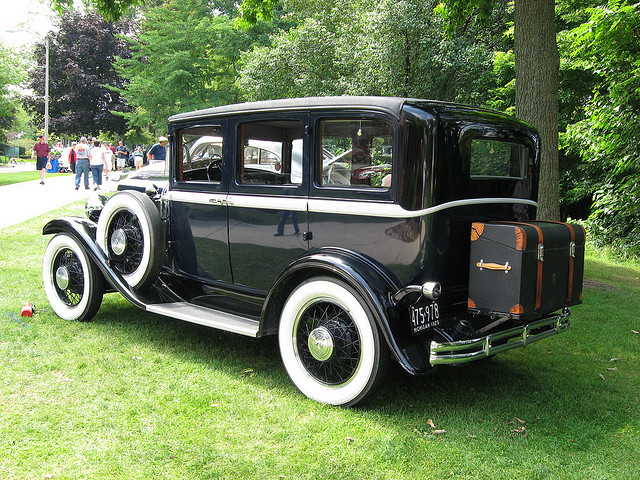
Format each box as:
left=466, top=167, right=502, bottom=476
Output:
left=0, top=0, right=57, bottom=49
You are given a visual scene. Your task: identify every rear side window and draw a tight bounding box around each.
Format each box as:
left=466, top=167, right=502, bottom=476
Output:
left=470, top=139, right=527, bottom=180
left=318, top=118, right=393, bottom=188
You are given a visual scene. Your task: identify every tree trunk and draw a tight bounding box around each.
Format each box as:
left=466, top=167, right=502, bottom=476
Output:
left=514, top=0, right=560, bottom=221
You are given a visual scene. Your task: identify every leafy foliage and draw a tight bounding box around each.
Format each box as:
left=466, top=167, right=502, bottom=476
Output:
left=563, top=2, right=640, bottom=256
left=238, top=0, right=507, bottom=102
left=115, top=0, right=273, bottom=133
left=0, top=46, right=27, bottom=142
left=22, top=12, right=132, bottom=137
left=50, top=0, right=143, bottom=21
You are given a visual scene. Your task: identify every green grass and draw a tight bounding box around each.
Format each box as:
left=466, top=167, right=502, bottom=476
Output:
left=1, top=203, right=638, bottom=479
left=0, top=170, right=68, bottom=187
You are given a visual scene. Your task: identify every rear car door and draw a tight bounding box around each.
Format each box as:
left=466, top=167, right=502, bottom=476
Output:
left=227, top=115, right=309, bottom=292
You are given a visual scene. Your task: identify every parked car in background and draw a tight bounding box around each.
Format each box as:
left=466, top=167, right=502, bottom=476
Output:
left=115, top=161, right=169, bottom=193
left=42, top=97, right=584, bottom=407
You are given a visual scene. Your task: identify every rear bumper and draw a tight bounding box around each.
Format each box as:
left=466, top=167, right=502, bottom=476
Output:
left=429, top=308, right=570, bottom=366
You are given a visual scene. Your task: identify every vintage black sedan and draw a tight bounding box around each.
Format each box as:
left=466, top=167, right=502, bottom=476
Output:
left=42, top=97, right=584, bottom=406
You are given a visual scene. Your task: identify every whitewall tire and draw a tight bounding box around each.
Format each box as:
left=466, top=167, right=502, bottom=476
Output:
left=95, top=191, right=163, bottom=290
left=43, top=234, right=104, bottom=321
left=279, top=277, right=389, bottom=407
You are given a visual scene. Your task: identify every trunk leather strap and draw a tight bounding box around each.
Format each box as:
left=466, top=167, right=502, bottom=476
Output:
left=496, top=221, right=544, bottom=310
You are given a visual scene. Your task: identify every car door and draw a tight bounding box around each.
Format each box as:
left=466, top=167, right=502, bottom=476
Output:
left=168, top=123, right=232, bottom=284
left=227, top=116, right=309, bottom=292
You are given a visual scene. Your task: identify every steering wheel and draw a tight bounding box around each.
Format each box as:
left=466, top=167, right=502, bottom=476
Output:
left=207, top=155, right=222, bottom=182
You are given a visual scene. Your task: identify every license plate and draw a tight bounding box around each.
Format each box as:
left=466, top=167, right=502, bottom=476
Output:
left=410, top=302, right=440, bottom=335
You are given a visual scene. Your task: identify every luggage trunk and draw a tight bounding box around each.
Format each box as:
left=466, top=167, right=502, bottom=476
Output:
left=467, top=221, right=585, bottom=320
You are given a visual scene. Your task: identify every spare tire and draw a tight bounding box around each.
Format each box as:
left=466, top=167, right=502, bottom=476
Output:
left=96, top=191, right=163, bottom=290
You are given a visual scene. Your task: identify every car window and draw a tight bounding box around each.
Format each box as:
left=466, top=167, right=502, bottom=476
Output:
left=470, top=139, right=527, bottom=180
left=318, top=118, right=393, bottom=188
left=177, top=125, right=224, bottom=183
left=237, top=120, right=304, bottom=185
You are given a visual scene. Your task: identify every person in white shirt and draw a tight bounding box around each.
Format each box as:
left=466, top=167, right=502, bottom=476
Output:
left=133, top=146, right=145, bottom=169
left=89, top=138, right=105, bottom=190
left=102, top=141, right=114, bottom=180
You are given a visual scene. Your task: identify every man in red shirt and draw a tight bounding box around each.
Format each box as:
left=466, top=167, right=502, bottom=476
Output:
left=32, top=135, right=50, bottom=185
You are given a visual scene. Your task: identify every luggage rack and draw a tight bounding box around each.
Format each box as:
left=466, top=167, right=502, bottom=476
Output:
left=429, top=308, right=571, bottom=365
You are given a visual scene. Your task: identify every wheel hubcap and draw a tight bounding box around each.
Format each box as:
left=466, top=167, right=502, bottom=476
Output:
left=110, top=228, right=128, bottom=256
left=107, top=210, right=144, bottom=274
left=308, top=326, right=334, bottom=361
left=296, top=301, right=361, bottom=385
left=55, top=266, right=70, bottom=290
left=52, top=248, right=84, bottom=307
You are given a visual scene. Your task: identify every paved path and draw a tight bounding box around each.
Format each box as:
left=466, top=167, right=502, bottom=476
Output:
left=0, top=164, right=117, bottom=230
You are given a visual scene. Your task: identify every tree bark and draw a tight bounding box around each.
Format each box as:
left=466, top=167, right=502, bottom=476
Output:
left=514, top=0, right=560, bottom=221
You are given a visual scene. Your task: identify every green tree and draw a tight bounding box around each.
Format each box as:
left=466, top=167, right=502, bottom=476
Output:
left=0, top=46, right=26, bottom=143
left=23, top=12, right=132, bottom=137
left=238, top=0, right=506, bottom=102
left=564, top=2, right=640, bottom=256
left=115, top=0, right=272, bottom=133
left=50, top=0, right=142, bottom=20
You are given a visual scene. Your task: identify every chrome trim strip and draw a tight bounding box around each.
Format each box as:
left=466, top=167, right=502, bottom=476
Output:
left=429, top=309, right=570, bottom=366
left=165, top=190, right=228, bottom=205
left=307, top=197, right=538, bottom=219
left=166, top=191, right=537, bottom=218
left=230, top=194, right=308, bottom=212
left=165, top=191, right=308, bottom=211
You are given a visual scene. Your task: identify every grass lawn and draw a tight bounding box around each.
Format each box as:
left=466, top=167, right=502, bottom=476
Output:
left=0, top=170, right=67, bottom=187
left=1, top=203, right=638, bottom=479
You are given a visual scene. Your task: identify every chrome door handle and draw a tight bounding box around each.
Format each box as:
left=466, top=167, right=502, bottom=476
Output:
left=208, top=198, right=233, bottom=206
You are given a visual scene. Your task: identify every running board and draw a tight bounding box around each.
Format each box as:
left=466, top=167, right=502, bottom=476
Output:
left=146, top=302, right=260, bottom=337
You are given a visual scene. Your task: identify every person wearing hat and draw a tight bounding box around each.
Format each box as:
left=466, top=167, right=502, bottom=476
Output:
left=147, top=136, right=168, bottom=164
left=32, top=135, right=50, bottom=185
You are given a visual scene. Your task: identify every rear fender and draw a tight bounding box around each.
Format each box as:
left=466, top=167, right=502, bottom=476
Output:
left=42, top=217, right=146, bottom=309
left=261, top=247, right=423, bottom=374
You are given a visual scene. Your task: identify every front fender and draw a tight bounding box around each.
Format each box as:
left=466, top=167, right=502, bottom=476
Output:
left=261, top=247, right=426, bottom=375
left=42, top=217, right=147, bottom=309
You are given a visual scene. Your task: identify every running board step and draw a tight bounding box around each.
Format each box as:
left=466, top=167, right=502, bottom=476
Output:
left=146, top=302, right=260, bottom=337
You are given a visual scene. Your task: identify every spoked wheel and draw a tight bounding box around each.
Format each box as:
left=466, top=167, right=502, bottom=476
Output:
left=43, top=234, right=104, bottom=321
left=96, top=191, right=163, bottom=290
left=279, top=277, right=389, bottom=407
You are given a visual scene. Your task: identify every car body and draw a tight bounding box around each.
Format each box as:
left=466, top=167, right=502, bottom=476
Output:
left=42, top=97, right=584, bottom=406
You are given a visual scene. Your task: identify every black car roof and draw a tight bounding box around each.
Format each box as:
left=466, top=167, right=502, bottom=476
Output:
left=168, top=96, right=411, bottom=123
left=168, top=96, right=531, bottom=132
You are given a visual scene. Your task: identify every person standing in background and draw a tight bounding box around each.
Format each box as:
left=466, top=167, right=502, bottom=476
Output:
left=32, top=135, right=50, bottom=185
left=69, top=141, right=77, bottom=173
left=89, top=138, right=104, bottom=190
left=102, top=141, right=113, bottom=180
left=147, top=136, right=168, bottom=164
left=74, top=137, right=91, bottom=190
left=115, top=140, right=128, bottom=171
left=133, top=145, right=144, bottom=169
